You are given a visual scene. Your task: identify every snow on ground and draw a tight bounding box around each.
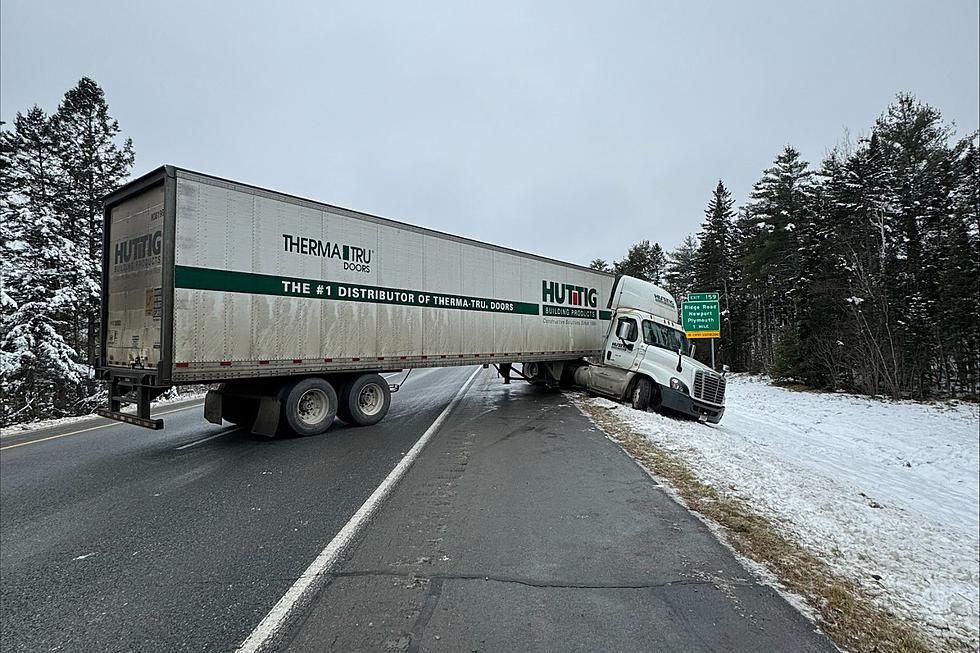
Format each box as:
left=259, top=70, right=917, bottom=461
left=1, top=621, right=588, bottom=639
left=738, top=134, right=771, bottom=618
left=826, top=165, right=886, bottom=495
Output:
left=589, top=375, right=980, bottom=647
left=0, top=388, right=208, bottom=437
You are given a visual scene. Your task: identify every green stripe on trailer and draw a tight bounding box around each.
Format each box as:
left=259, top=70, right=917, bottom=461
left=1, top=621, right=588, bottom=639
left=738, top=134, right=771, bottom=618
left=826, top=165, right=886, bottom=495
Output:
left=174, top=265, right=541, bottom=316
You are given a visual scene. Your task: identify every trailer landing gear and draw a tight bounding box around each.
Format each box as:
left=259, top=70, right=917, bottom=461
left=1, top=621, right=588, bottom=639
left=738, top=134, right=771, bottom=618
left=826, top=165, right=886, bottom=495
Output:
left=493, top=361, right=569, bottom=389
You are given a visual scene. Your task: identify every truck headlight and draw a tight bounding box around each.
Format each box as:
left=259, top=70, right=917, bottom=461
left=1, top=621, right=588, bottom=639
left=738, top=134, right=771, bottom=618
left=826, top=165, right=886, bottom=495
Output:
left=669, top=377, right=689, bottom=395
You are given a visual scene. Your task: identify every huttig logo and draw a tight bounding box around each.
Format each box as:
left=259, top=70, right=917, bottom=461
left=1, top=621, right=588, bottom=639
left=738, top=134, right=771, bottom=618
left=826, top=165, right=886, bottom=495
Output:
left=113, top=230, right=163, bottom=273
left=541, top=280, right=598, bottom=307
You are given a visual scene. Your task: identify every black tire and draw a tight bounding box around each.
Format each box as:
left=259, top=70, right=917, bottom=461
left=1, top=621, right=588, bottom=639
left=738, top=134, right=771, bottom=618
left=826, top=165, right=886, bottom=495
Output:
left=523, top=362, right=540, bottom=381
left=558, top=363, right=577, bottom=389
left=282, top=377, right=338, bottom=436
left=222, top=396, right=258, bottom=429
left=650, top=382, right=663, bottom=412
left=630, top=377, right=652, bottom=411
left=334, top=377, right=354, bottom=424
left=339, top=373, right=391, bottom=426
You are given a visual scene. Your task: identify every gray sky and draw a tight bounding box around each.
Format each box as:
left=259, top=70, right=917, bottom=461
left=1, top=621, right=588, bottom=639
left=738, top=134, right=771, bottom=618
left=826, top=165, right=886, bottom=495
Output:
left=2, top=1, right=978, bottom=267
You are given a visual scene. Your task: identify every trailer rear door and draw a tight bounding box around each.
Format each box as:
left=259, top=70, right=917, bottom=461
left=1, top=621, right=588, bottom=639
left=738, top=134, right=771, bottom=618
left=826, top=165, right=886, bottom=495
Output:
left=104, top=184, right=166, bottom=371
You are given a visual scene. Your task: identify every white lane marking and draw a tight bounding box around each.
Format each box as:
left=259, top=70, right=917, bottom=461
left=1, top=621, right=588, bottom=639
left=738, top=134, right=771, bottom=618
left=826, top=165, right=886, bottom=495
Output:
left=73, top=552, right=97, bottom=561
left=235, top=366, right=481, bottom=653
left=0, top=403, right=204, bottom=451
left=175, top=429, right=238, bottom=451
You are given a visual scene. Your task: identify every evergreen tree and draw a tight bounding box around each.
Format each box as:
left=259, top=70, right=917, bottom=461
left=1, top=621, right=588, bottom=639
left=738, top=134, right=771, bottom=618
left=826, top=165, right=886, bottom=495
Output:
left=12, top=107, right=59, bottom=213
left=0, top=121, right=20, bottom=419
left=589, top=258, right=612, bottom=272
left=737, top=146, right=816, bottom=373
left=51, top=77, right=134, bottom=381
left=587, top=95, right=978, bottom=398
left=648, top=242, right=667, bottom=284
left=0, top=112, right=88, bottom=423
left=693, top=181, right=736, bottom=294
left=943, top=136, right=980, bottom=395
left=0, top=203, right=89, bottom=422
left=665, top=234, right=698, bottom=299
left=872, top=94, right=960, bottom=396
left=692, top=181, right=742, bottom=367
left=615, top=240, right=666, bottom=283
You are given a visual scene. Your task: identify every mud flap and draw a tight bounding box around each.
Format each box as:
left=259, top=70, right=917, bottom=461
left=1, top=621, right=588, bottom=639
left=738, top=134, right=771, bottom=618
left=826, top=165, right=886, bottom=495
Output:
left=204, top=390, right=223, bottom=425
left=251, top=396, right=281, bottom=437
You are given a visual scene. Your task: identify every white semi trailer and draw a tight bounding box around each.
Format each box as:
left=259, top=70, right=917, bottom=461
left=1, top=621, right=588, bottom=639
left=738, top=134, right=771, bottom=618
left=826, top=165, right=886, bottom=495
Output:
left=97, top=166, right=725, bottom=435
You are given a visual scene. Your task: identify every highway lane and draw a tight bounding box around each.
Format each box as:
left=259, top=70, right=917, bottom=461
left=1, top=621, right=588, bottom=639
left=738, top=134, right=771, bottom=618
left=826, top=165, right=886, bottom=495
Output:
left=0, top=365, right=478, bottom=653
left=0, top=396, right=208, bottom=450
left=279, top=368, right=838, bottom=652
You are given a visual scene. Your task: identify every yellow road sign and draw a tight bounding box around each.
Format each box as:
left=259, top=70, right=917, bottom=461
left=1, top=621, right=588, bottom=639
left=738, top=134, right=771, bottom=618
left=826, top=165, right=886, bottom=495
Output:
left=686, top=330, right=719, bottom=339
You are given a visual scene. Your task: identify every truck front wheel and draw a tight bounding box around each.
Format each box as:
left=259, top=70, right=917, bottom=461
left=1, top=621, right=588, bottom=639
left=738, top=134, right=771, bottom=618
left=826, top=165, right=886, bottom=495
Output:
left=630, top=378, right=652, bottom=412
left=338, top=373, right=391, bottom=426
left=283, top=378, right=338, bottom=436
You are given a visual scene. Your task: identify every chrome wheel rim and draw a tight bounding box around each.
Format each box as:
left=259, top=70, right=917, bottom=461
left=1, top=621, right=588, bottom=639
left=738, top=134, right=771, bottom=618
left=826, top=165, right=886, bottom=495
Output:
left=358, top=384, right=384, bottom=416
left=297, top=388, right=330, bottom=426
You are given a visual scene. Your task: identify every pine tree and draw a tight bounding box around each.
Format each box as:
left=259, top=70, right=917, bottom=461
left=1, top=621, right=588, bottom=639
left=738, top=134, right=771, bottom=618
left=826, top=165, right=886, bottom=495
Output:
left=614, top=240, right=666, bottom=283
left=943, top=136, right=980, bottom=395
left=872, top=94, right=960, bottom=396
left=0, top=112, right=88, bottom=423
left=693, top=181, right=736, bottom=294
left=647, top=242, right=667, bottom=283
left=589, top=258, right=611, bottom=272
left=589, top=96, right=978, bottom=397
left=0, top=203, right=89, bottom=422
left=737, top=146, right=816, bottom=374
left=51, top=77, right=134, bottom=384
left=692, top=181, right=742, bottom=367
left=665, top=234, right=698, bottom=299
left=0, top=121, right=20, bottom=420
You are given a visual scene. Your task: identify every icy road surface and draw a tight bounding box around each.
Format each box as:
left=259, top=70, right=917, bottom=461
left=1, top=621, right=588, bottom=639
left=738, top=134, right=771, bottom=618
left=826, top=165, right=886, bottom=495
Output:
left=588, top=376, right=980, bottom=648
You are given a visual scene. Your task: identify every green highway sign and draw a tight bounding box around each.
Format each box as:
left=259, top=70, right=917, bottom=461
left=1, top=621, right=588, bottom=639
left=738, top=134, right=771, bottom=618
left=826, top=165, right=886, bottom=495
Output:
left=682, top=293, right=721, bottom=339
left=686, top=292, right=719, bottom=302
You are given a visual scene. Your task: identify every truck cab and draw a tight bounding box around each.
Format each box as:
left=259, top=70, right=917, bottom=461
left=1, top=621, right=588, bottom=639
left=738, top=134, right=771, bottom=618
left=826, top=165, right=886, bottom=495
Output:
left=573, top=276, right=726, bottom=423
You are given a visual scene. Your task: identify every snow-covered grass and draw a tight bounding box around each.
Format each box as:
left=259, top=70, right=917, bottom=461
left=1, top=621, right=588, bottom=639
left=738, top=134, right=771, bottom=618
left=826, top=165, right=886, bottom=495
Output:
left=585, top=375, right=979, bottom=651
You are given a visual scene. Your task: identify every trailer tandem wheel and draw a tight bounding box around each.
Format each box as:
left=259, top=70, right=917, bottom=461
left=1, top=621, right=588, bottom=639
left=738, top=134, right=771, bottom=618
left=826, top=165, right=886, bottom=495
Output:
left=282, top=377, right=338, bottom=436
left=337, top=373, right=391, bottom=426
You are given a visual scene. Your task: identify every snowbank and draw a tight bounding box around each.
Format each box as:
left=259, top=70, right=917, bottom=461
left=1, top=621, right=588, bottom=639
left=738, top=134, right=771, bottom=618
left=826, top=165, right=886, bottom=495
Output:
left=588, top=376, right=979, bottom=647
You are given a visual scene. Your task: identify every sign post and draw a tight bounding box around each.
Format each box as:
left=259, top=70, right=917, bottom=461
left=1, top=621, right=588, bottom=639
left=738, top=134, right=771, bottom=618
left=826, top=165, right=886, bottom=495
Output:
left=682, top=292, right=721, bottom=369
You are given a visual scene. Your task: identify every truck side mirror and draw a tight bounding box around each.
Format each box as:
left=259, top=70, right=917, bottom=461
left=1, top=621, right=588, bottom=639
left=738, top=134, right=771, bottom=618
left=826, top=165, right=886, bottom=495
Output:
left=616, top=321, right=632, bottom=341
left=722, top=364, right=730, bottom=376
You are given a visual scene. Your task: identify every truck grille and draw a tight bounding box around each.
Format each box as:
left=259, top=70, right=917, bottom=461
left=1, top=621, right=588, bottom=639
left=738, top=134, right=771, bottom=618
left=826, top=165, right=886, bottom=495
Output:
left=693, top=370, right=726, bottom=405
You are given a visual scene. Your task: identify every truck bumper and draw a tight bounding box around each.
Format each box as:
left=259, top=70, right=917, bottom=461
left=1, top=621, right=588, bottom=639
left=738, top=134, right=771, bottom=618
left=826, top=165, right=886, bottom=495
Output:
left=660, top=387, right=725, bottom=424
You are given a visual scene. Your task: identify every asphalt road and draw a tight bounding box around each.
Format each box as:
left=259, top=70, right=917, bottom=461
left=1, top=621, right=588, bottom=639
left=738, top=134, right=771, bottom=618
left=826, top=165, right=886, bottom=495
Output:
left=0, top=366, right=476, bottom=652
left=1, top=366, right=837, bottom=652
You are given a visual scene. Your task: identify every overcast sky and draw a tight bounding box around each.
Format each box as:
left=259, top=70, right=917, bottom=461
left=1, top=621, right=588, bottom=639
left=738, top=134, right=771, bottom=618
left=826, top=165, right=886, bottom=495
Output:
left=2, top=1, right=978, bottom=267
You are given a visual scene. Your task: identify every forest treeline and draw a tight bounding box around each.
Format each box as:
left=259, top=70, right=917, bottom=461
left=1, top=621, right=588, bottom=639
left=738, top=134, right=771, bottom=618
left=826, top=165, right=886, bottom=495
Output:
left=1, top=87, right=977, bottom=427
left=595, top=94, right=979, bottom=399
left=1, top=78, right=134, bottom=425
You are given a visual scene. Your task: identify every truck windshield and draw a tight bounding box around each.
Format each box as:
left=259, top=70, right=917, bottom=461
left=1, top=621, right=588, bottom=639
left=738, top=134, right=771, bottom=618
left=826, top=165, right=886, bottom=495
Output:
left=642, top=320, right=691, bottom=355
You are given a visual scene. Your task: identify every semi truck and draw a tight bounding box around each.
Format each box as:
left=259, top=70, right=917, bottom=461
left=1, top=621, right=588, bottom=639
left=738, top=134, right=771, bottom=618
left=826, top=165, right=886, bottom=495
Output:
left=96, top=166, right=726, bottom=435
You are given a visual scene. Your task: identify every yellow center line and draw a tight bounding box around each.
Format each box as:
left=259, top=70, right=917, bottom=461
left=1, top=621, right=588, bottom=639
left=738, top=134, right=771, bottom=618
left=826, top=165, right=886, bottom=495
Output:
left=0, top=403, right=204, bottom=451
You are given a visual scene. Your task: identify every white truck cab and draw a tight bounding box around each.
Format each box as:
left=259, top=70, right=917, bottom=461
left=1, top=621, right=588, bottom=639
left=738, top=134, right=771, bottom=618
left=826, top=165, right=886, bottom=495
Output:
left=573, top=276, right=726, bottom=423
